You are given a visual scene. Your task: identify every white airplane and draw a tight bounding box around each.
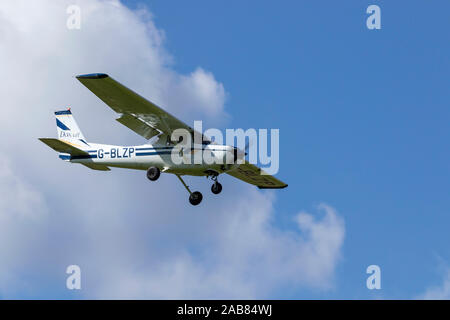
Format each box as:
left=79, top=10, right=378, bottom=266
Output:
left=40, top=73, right=287, bottom=205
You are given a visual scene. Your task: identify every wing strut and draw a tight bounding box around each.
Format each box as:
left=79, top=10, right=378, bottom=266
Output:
left=175, top=174, right=192, bottom=195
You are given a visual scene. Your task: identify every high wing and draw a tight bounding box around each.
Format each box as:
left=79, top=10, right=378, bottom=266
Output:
left=76, top=73, right=199, bottom=140
left=227, top=162, right=288, bottom=189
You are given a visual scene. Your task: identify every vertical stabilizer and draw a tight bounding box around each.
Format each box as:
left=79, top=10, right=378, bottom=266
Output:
left=55, top=108, right=90, bottom=148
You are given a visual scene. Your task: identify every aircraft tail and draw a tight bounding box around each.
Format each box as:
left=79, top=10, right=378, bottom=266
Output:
left=39, top=109, right=111, bottom=171
left=54, top=108, right=90, bottom=148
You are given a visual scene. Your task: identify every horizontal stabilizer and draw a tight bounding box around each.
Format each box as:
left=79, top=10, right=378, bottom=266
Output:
left=81, top=163, right=111, bottom=171
left=39, top=138, right=88, bottom=156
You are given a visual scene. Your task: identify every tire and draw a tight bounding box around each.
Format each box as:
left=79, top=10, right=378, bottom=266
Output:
left=146, top=167, right=160, bottom=181
left=189, top=191, right=203, bottom=206
left=211, top=182, right=222, bottom=195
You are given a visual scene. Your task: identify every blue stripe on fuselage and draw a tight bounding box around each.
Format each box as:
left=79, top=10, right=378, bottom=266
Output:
left=71, top=154, right=98, bottom=160
left=135, top=149, right=225, bottom=156
left=135, top=147, right=173, bottom=151
left=60, top=147, right=228, bottom=160
left=136, top=151, right=172, bottom=156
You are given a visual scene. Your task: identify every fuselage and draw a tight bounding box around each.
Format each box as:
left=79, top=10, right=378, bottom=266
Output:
left=62, top=142, right=243, bottom=176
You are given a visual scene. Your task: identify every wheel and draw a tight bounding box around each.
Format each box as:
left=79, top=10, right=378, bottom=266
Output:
left=146, top=166, right=160, bottom=181
left=189, top=191, right=203, bottom=206
left=211, top=182, right=222, bottom=194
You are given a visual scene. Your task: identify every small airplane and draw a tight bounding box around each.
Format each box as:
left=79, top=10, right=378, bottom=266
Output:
left=40, top=73, right=287, bottom=205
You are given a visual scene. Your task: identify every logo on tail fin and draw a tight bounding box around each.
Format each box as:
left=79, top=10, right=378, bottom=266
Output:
left=56, top=118, right=70, bottom=131
left=55, top=108, right=88, bottom=147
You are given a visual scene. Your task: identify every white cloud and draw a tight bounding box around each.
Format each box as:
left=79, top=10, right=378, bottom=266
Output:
left=82, top=194, right=345, bottom=299
left=417, top=268, right=450, bottom=300
left=172, top=68, right=227, bottom=118
left=0, top=158, right=47, bottom=221
left=0, top=158, right=49, bottom=297
left=0, top=0, right=345, bottom=298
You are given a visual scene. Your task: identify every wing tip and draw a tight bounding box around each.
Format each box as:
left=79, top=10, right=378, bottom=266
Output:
left=76, top=73, right=109, bottom=80
left=258, top=184, right=288, bottom=189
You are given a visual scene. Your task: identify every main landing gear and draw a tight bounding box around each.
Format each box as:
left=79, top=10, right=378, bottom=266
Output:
left=146, top=168, right=223, bottom=206
left=146, top=166, right=160, bottom=181
left=189, top=191, right=203, bottom=206
left=175, top=174, right=223, bottom=206
left=176, top=174, right=203, bottom=206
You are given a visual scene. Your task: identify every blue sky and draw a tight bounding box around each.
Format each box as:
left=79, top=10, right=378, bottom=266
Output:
left=0, top=0, right=448, bottom=299
left=120, top=0, right=450, bottom=298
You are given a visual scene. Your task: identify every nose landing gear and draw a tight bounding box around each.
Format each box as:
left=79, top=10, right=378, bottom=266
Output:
left=209, top=174, right=222, bottom=195
left=211, top=182, right=222, bottom=194
left=211, top=181, right=222, bottom=195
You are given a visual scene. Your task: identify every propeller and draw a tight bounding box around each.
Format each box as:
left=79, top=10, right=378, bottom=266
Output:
left=244, top=139, right=253, bottom=156
left=232, top=139, right=253, bottom=162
